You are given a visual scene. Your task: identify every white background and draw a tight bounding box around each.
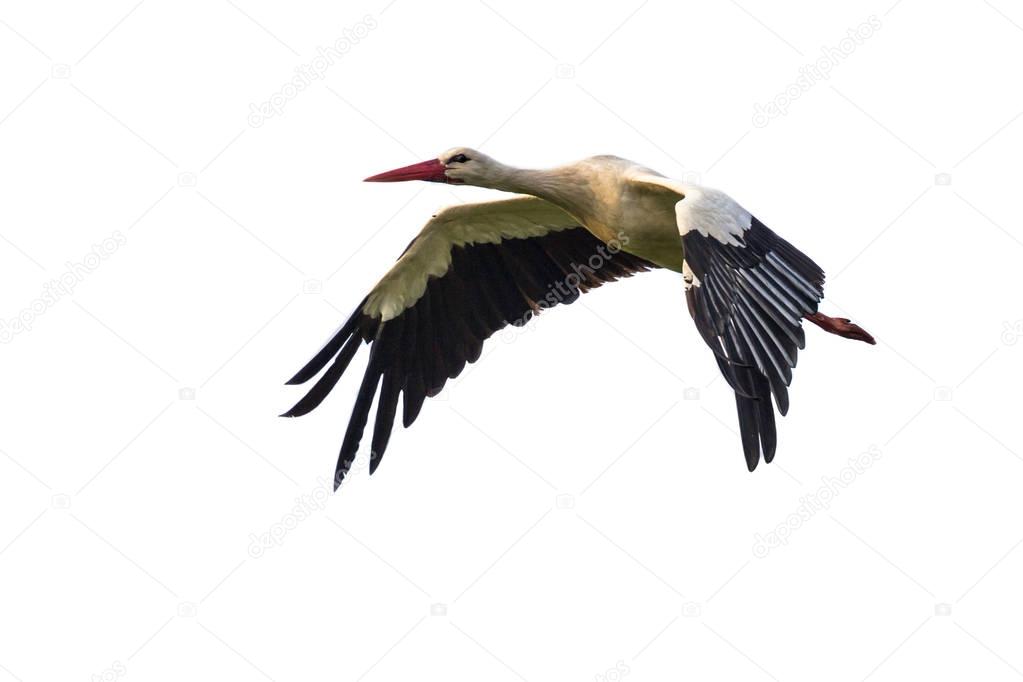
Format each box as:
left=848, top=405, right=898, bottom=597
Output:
left=2, top=1, right=1022, bottom=680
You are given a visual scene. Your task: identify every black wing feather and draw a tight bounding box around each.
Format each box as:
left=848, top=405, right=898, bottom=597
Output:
left=284, top=298, right=366, bottom=385
left=279, top=333, right=363, bottom=418
left=684, top=217, right=823, bottom=470
left=286, top=226, right=656, bottom=489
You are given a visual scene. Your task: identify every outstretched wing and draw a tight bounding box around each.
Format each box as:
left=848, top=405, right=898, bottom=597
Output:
left=631, top=174, right=824, bottom=471
left=284, top=196, right=656, bottom=488
left=680, top=189, right=823, bottom=470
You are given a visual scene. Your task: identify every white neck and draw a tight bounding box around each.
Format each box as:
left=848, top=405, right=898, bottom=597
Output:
left=483, top=163, right=592, bottom=214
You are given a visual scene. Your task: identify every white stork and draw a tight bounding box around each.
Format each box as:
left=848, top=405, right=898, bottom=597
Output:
left=284, top=148, right=874, bottom=489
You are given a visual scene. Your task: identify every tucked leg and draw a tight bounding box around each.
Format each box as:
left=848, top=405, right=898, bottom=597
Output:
left=805, top=312, right=876, bottom=345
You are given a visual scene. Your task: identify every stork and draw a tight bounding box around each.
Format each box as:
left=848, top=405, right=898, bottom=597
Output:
left=284, top=148, right=874, bottom=489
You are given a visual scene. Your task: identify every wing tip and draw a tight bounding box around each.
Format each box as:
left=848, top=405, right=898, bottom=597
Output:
left=279, top=398, right=317, bottom=419
left=736, top=386, right=779, bottom=472
left=368, top=450, right=383, bottom=476
left=334, top=449, right=357, bottom=491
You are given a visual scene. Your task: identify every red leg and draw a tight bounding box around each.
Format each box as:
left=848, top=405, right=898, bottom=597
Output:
left=804, top=312, right=876, bottom=345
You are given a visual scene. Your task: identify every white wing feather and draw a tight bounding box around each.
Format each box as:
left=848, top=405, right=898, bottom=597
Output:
left=628, top=173, right=752, bottom=247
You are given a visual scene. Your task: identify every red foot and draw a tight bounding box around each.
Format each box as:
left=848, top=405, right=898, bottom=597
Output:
left=805, top=312, right=876, bottom=345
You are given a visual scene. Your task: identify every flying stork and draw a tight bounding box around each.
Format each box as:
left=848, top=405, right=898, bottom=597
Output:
left=284, top=148, right=874, bottom=489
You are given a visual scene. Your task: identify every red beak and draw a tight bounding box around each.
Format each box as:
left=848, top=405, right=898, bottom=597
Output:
left=364, top=158, right=448, bottom=183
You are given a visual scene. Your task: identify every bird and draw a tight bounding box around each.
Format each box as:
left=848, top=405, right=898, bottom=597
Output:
left=283, top=148, right=875, bottom=489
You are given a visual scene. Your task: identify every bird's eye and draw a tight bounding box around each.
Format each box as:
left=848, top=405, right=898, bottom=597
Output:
left=449, top=154, right=469, bottom=164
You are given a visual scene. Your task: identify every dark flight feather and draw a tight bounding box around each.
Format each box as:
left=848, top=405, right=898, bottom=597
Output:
left=285, top=226, right=656, bottom=488
left=683, top=217, right=823, bottom=470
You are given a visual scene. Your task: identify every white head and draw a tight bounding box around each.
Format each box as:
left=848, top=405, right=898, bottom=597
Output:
left=364, top=146, right=504, bottom=187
